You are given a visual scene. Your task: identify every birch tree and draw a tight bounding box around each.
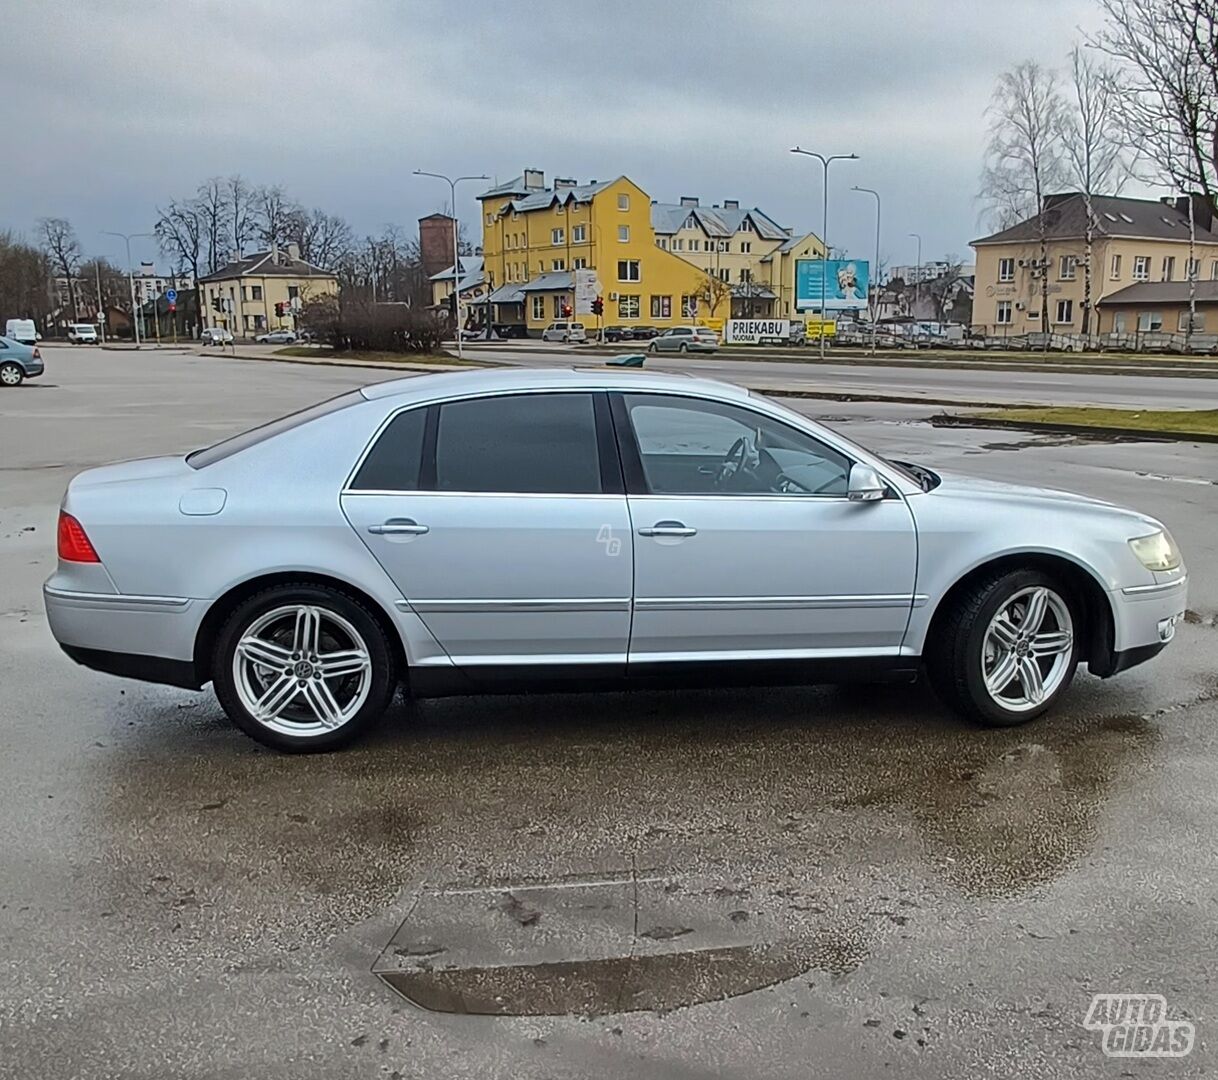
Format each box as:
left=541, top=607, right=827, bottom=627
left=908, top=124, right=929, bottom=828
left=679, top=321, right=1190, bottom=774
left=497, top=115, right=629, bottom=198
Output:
left=980, top=61, right=1067, bottom=334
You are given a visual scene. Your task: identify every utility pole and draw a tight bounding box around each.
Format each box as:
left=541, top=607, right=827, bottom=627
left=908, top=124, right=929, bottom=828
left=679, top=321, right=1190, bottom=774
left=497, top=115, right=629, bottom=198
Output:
left=852, top=186, right=881, bottom=354
left=1187, top=191, right=1197, bottom=351
left=101, top=229, right=154, bottom=349
left=908, top=233, right=923, bottom=326
left=414, top=170, right=489, bottom=360
left=790, top=148, right=858, bottom=358
left=94, top=260, right=106, bottom=343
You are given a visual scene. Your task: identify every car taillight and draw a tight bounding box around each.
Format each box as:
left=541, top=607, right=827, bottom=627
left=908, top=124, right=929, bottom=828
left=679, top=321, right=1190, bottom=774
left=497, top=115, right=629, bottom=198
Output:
left=57, top=511, right=100, bottom=563
left=33, top=348, right=41, bottom=359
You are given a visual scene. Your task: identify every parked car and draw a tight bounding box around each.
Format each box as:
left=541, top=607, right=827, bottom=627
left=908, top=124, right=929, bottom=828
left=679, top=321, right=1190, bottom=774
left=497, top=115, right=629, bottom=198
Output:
left=201, top=328, right=234, bottom=346
left=43, top=368, right=1185, bottom=752
left=5, top=319, right=40, bottom=345
left=0, top=336, right=44, bottom=386
left=540, top=321, right=587, bottom=343
left=67, top=323, right=99, bottom=344
left=602, top=325, right=633, bottom=343
left=255, top=330, right=297, bottom=344
left=649, top=326, right=720, bottom=353
left=631, top=325, right=660, bottom=340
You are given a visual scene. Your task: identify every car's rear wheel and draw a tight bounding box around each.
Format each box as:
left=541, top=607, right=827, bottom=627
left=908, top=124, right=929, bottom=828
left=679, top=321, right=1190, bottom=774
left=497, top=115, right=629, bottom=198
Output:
left=212, top=585, right=396, bottom=752
left=0, top=362, right=24, bottom=386
left=679, top=342, right=688, bottom=353
left=928, top=569, right=1079, bottom=727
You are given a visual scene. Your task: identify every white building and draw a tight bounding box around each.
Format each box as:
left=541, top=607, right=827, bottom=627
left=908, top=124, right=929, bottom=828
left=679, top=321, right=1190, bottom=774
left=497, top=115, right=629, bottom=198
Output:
left=889, top=260, right=975, bottom=284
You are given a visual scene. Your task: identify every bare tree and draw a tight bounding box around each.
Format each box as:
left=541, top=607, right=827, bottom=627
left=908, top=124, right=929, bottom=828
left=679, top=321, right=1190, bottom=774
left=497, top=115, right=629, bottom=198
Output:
left=38, top=217, right=83, bottom=320
left=155, top=199, right=204, bottom=288
left=225, top=175, right=256, bottom=258
left=289, top=208, right=353, bottom=269
left=196, top=177, right=230, bottom=273
left=1059, top=45, right=1129, bottom=337
left=1091, top=0, right=1218, bottom=203
left=253, top=185, right=304, bottom=252
left=692, top=272, right=732, bottom=322
left=0, top=231, right=52, bottom=328
left=980, top=61, right=1067, bottom=334
left=77, top=256, right=129, bottom=317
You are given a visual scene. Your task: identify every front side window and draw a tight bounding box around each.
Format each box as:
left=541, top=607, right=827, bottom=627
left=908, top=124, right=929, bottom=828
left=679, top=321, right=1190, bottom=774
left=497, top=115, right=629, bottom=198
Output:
left=435, top=393, right=602, bottom=494
left=621, top=393, right=852, bottom=497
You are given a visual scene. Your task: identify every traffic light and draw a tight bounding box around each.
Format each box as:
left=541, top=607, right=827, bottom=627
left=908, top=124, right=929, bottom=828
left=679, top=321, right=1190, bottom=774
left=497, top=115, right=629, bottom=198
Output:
left=211, top=296, right=222, bottom=312
left=562, top=304, right=572, bottom=318
left=591, top=296, right=603, bottom=316
left=274, top=302, right=284, bottom=317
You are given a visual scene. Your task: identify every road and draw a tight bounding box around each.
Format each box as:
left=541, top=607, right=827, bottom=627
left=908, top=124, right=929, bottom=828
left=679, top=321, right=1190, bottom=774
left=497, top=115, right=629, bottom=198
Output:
left=2, top=345, right=1216, bottom=1078
left=467, top=341, right=1218, bottom=409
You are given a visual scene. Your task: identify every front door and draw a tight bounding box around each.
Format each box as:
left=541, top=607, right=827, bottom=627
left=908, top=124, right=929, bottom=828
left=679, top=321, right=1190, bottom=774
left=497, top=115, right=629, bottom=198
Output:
left=612, top=392, right=918, bottom=662
left=342, top=391, right=632, bottom=669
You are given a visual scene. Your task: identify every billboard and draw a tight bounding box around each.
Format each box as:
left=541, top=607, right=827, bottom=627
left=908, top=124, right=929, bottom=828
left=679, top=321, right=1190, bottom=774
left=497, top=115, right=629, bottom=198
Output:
left=795, top=259, right=870, bottom=312
left=725, top=319, right=790, bottom=344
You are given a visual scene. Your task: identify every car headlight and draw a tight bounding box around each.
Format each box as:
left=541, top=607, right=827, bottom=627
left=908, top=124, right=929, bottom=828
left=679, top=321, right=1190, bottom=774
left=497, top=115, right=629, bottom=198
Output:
left=1129, top=530, right=1181, bottom=571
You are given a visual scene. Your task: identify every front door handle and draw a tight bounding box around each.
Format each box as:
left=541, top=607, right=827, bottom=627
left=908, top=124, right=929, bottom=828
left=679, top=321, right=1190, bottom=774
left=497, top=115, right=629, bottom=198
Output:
left=637, top=520, right=697, bottom=538
left=368, top=519, right=429, bottom=536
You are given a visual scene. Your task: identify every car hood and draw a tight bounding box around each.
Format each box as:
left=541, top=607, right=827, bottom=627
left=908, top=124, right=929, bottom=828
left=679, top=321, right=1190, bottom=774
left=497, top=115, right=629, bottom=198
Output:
left=922, top=468, right=1162, bottom=529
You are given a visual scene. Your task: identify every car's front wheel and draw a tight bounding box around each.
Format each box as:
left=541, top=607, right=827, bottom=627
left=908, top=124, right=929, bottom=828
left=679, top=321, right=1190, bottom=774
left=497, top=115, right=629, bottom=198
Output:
left=0, top=362, right=24, bottom=386
left=212, top=584, right=396, bottom=752
left=929, top=569, right=1079, bottom=726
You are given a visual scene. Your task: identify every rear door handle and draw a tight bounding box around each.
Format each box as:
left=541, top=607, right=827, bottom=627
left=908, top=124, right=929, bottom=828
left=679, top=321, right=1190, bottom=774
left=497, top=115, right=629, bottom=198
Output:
left=637, top=520, right=697, bottom=538
left=368, top=519, right=429, bottom=535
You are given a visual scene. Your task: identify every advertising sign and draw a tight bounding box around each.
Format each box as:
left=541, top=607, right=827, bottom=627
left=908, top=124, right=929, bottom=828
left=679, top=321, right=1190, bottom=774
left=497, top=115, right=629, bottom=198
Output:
left=574, top=269, right=599, bottom=315
left=804, top=317, right=837, bottom=339
left=795, top=259, right=870, bottom=312
left=725, top=319, right=790, bottom=344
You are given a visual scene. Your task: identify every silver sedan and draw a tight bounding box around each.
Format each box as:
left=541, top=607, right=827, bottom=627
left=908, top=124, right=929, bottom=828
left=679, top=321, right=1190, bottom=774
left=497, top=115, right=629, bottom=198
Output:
left=44, top=369, right=1186, bottom=751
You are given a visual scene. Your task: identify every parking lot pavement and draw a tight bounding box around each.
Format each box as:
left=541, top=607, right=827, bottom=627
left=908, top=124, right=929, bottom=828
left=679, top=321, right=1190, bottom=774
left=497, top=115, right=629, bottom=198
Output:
left=2, top=347, right=1216, bottom=1078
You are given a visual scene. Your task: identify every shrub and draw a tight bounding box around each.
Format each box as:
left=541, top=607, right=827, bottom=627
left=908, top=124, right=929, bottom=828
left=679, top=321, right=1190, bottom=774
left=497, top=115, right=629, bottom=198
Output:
left=301, top=295, right=444, bottom=354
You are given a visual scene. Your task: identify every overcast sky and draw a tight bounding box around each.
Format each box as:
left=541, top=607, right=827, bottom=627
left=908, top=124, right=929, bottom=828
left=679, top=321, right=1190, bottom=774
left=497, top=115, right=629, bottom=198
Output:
left=3, top=0, right=1123, bottom=272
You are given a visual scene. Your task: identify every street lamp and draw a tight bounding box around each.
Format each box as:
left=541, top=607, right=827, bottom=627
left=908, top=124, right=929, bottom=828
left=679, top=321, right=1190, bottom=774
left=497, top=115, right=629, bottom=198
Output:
left=851, top=186, right=881, bottom=354
left=908, top=232, right=923, bottom=322
left=101, top=230, right=155, bottom=348
left=790, top=148, right=858, bottom=358
left=413, top=170, right=489, bottom=359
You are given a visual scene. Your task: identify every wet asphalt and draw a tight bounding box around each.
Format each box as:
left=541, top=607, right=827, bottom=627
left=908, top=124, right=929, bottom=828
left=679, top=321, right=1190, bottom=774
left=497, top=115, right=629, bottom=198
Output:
left=2, top=347, right=1216, bottom=1078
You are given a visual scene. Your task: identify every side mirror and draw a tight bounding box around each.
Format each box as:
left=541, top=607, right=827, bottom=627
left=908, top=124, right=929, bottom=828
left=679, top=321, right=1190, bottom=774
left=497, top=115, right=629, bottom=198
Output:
left=848, top=463, right=886, bottom=502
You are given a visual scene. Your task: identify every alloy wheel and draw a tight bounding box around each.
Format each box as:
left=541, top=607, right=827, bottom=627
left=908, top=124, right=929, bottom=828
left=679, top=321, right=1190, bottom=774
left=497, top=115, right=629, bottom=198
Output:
left=980, top=586, right=1074, bottom=713
left=232, top=604, right=373, bottom=737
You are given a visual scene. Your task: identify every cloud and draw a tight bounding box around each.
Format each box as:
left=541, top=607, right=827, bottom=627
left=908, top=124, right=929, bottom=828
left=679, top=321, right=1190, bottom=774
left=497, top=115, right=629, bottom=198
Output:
left=1, top=0, right=1115, bottom=266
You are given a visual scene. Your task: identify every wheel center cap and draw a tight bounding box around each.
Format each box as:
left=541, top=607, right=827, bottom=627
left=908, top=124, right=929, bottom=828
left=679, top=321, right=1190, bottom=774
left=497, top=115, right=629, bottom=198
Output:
left=1015, top=640, right=1030, bottom=657
left=294, top=659, right=315, bottom=678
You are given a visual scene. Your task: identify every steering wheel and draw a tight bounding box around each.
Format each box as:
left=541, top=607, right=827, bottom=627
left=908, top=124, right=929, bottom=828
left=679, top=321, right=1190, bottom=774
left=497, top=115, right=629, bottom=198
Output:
left=714, top=435, right=752, bottom=488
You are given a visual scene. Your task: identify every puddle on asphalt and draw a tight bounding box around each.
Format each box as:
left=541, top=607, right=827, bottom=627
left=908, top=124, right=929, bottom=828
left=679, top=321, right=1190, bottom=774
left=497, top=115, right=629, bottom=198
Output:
left=373, top=874, right=867, bottom=1017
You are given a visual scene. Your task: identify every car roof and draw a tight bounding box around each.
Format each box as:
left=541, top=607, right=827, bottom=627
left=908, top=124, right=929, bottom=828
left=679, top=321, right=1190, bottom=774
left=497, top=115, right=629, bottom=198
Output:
left=359, top=366, right=750, bottom=403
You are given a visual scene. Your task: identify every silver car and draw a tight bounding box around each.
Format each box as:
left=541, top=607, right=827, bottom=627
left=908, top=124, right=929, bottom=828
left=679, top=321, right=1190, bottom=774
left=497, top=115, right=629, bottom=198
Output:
left=44, top=369, right=1186, bottom=752
left=649, top=326, right=719, bottom=353
left=0, top=336, right=44, bottom=386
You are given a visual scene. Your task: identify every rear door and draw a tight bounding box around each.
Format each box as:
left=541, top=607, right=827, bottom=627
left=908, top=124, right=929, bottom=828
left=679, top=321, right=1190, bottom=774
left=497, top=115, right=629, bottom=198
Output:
left=341, top=390, right=633, bottom=671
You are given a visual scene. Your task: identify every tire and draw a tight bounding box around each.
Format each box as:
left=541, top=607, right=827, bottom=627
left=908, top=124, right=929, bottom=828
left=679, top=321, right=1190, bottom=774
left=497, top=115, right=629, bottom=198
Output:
left=0, top=362, right=24, bottom=387
left=679, top=343, right=688, bottom=353
left=648, top=342, right=656, bottom=352
left=927, top=569, right=1080, bottom=727
left=212, top=584, right=396, bottom=752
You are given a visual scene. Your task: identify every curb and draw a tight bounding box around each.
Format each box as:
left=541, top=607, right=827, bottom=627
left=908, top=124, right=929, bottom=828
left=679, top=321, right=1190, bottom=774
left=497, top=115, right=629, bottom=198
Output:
left=931, top=413, right=1218, bottom=444
left=222, top=350, right=483, bottom=373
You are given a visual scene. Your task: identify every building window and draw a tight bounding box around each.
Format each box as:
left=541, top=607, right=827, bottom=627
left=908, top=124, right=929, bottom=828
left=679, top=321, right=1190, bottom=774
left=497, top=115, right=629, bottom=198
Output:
left=252, top=285, right=264, bottom=300
left=1110, top=254, right=1122, bottom=280
left=1161, top=256, right=1175, bottom=281
left=1054, top=299, right=1074, bottom=324
left=553, top=295, right=569, bottom=319
left=1058, top=255, right=1077, bottom=280
left=690, top=238, right=701, bottom=253
left=573, top=257, right=587, bottom=270
left=681, top=295, right=697, bottom=318
left=1133, top=256, right=1150, bottom=281
left=552, top=259, right=565, bottom=271
left=650, top=295, right=672, bottom=319
left=618, top=225, right=629, bottom=243
left=532, top=295, right=545, bottom=320
left=741, top=218, right=754, bottom=233
left=1179, top=310, right=1206, bottom=332
left=286, top=285, right=297, bottom=299
left=241, top=286, right=249, bottom=301
left=617, top=260, right=640, bottom=282
left=718, top=268, right=730, bottom=282
left=657, top=237, right=668, bottom=249
left=740, top=268, right=752, bottom=283
left=1211, top=259, right=1218, bottom=280
left=618, top=193, right=630, bottom=211
left=572, top=224, right=586, bottom=243
left=618, top=294, right=640, bottom=319
left=718, top=240, right=729, bottom=252
left=998, top=257, right=1015, bottom=283
left=673, top=238, right=684, bottom=252
left=1137, top=310, right=1163, bottom=331
left=1187, top=257, right=1200, bottom=280
left=551, top=228, right=564, bottom=245
left=996, top=300, right=1013, bottom=324
left=1113, top=312, right=1127, bottom=334
left=741, top=241, right=751, bottom=253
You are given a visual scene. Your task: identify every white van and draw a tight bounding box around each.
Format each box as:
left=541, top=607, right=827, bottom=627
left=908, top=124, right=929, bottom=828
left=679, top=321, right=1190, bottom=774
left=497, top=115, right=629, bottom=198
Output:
left=68, top=323, right=98, bottom=344
left=5, top=319, right=39, bottom=346
left=540, top=321, right=587, bottom=343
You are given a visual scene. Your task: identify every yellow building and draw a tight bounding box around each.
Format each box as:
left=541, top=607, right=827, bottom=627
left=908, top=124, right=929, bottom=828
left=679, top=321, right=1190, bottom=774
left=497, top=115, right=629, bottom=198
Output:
left=197, top=244, right=339, bottom=338
left=972, top=194, right=1218, bottom=337
left=479, top=170, right=730, bottom=335
left=650, top=197, right=825, bottom=318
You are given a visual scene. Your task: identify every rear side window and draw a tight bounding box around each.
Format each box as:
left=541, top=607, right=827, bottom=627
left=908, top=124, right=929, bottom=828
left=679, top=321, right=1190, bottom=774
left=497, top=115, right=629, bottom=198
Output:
left=435, top=393, right=602, bottom=494
left=349, top=406, right=427, bottom=490
left=186, top=390, right=364, bottom=469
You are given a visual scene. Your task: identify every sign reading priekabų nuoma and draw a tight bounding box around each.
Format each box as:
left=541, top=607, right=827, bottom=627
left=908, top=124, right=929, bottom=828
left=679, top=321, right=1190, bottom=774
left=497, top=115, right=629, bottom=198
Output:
left=795, top=259, right=870, bottom=312
left=725, top=319, right=790, bottom=344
